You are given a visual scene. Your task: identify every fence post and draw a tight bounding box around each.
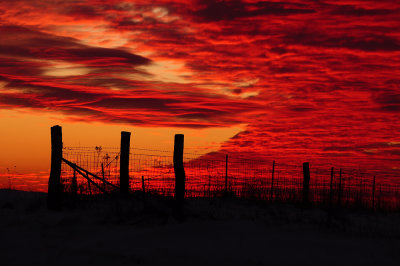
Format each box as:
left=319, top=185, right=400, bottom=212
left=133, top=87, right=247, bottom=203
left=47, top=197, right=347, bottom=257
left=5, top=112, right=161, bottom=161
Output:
left=120, top=131, right=131, bottom=195
left=302, top=162, right=310, bottom=205
left=372, top=176, right=376, bottom=210
left=338, top=168, right=342, bottom=207
left=101, top=163, right=107, bottom=191
left=225, top=154, right=228, bottom=194
left=174, top=134, right=185, bottom=218
left=327, top=167, right=335, bottom=227
left=142, top=176, right=145, bottom=194
left=329, top=167, right=334, bottom=205
left=359, top=177, right=363, bottom=204
left=142, top=176, right=146, bottom=202
left=270, top=160, right=275, bottom=201
left=48, top=125, right=63, bottom=210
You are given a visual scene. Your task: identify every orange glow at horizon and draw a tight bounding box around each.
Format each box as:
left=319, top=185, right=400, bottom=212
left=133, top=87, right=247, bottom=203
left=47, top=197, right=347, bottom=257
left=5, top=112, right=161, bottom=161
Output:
left=0, top=109, right=245, bottom=190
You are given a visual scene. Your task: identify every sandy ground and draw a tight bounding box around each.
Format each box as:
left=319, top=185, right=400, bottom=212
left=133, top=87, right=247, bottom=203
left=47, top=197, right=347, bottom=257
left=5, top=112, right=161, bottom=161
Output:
left=1, top=189, right=399, bottom=266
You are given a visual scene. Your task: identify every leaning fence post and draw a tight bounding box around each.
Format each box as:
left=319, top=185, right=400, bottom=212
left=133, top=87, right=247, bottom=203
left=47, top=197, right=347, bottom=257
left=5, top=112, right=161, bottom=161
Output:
left=120, top=131, right=131, bottom=195
left=174, top=134, right=185, bottom=218
left=48, top=125, right=63, bottom=209
left=302, top=162, right=310, bottom=204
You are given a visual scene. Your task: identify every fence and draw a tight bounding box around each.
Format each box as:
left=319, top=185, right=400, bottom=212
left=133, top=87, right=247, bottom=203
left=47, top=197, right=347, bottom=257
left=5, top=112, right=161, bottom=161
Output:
left=48, top=125, right=400, bottom=211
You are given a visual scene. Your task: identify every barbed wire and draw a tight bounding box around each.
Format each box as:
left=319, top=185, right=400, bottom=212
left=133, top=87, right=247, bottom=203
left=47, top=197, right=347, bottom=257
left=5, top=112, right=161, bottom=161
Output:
left=59, top=145, right=400, bottom=209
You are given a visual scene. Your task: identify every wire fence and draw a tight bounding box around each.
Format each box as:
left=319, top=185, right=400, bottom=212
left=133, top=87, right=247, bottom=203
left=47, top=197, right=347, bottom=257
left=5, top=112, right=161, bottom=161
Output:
left=61, top=146, right=400, bottom=210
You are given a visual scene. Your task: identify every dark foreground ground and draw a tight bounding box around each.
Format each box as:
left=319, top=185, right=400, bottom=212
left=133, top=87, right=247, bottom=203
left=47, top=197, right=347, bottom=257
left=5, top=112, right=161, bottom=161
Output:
left=0, top=189, right=399, bottom=266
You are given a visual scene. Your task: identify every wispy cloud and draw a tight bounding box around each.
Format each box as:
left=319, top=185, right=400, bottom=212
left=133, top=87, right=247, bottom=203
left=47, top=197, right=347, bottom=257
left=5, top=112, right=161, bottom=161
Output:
left=0, top=0, right=399, bottom=172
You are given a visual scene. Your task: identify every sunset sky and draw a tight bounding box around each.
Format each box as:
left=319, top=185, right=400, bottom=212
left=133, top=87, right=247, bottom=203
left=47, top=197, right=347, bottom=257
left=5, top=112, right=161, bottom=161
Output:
left=1, top=0, right=400, bottom=190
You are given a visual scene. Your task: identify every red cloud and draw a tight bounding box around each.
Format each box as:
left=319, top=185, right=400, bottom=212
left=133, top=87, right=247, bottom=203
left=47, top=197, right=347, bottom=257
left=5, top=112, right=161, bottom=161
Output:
left=0, top=0, right=400, bottom=178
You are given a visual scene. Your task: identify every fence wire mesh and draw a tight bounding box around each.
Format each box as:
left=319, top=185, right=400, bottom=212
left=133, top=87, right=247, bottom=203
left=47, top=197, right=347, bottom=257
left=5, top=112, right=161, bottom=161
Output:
left=60, top=146, right=400, bottom=210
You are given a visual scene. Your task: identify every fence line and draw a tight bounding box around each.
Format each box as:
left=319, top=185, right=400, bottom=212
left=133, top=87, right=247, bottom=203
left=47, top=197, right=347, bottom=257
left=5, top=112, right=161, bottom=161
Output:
left=46, top=125, right=399, bottom=211
left=59, top=145, right=400, bottom=210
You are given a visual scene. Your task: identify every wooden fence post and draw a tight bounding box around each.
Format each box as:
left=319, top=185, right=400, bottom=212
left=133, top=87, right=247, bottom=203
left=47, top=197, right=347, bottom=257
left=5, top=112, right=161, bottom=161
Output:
left=174, top=134, right=185, bottom=217
left=142, top=176, right=146, bottom=194
left=302, top=162, right=310, bottom=204
left=338, top=168, right=342, bottom=207
left=225, top=154, right=228, bottom=194
left=101, top=163, right=105, bottom=191
left=142, top=176, right=146, bottom=202
left=327, top=167, right=335, bottom=227
left=120, top=131, right=131, bottom=195
left=329, top=167, right=334, bottom=205
left=372, top=176, right=376, bottom=210
left=48, top=125, right=63, bottom=209
left=270, top=160, right=275, bottom=201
